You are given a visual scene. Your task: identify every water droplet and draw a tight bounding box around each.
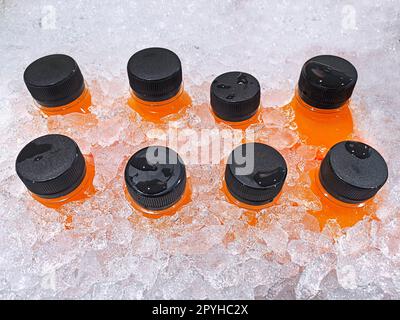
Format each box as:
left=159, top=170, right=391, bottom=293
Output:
left=217, top=83, right=231, bottom=89
left=136, top=179, right=167, bottom=194
left=237, top=75, right=248, bottom=85
left=131, top=156, right=157, bottom=171
left=253, top=167, right=286, bottom=187
left=17, top=143, right=52, bottom=163
left=226, top=94, right=235, bottom=99
left=307, top=61, right=353, bottom=88
left=345, top=141, right=371, bottom=159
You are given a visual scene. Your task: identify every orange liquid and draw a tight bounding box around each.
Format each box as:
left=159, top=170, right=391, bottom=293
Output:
left=308, top=168, right=377, bottom=229
left=30, top=154, right=96, bottom=209
left=212, top=106, right=262, bottom=130
left=37, top=87, right=92, bottom=117
left=127, top=86, right=192, bottom=123
left=221, top=179, right=281, bottom=226
left=288, top=90, right=353, bottom=150
left=124, top=179, right=192, bottom=219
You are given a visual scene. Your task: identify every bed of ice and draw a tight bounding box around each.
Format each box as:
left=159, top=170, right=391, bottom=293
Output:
left=1, top=0, right=400, bottom=300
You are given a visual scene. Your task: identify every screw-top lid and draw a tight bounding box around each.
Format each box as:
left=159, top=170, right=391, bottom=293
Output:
left=210, top=71, right=261, bottom=122
left=23, top=54, right=85, bottom=107
left=319, top=141, right=388, bottom=204
left=127, top=47, right=183, bottom=102
left=298, top=55, right=358, bottom=109
left=225, top=142, right=287, bottom=206
left=15, top=134, right=86, bottom=199
left=125, top=146, right=187, bottom=211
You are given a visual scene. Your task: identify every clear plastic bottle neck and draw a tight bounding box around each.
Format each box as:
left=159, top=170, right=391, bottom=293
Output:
left=294, top=87, right=348, bottom=114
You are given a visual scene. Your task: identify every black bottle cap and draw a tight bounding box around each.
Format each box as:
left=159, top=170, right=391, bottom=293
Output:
left=127, top=47, right=183, bottom=102
left=225, top=143, right=287, bottom=206
left=319, top=141, right=388, bottom=204
left=23, top=54, right=85, bottom=107
left=298, top=55, right=358, bottom=109
left=210, top=71, right=261, bottom=122
left=125, top=146, right=187, bottom=211
left=15, top=134, right=86, bottom=199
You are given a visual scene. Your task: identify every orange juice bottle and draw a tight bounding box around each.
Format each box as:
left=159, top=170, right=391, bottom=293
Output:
left=23, top=54, right=91, bottom=116
left=289, top=55, right=357, bottom=150
left=15, top=134, right=95, bottom=209
left=124, top=146, right=191, bottom=219
left=223, top=142, right=287, bottom=211
left=309, top=140, right=388, bottom=229
left=210, top=71, right=261, bottom=130
left=127, top=47, right=191, bottom=122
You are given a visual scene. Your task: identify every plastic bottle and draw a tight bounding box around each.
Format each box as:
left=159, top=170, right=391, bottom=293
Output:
left=210, top=71, right=261, bottom=130
left=24, top=54, right=91, bottom=116
left=15, top=134, right=95, bottom=208
left=288, top=55, right=357, bottom=150
left=127, top=47, right=191, bottom=122
left=124, top=146, right=191, bottom=219
left=308, top=140, right=388, bottom=229
left=223, top=142, right=287, bottom=210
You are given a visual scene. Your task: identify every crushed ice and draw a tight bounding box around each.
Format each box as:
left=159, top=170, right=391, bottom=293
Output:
left=0, top=0, right=400, bottom=299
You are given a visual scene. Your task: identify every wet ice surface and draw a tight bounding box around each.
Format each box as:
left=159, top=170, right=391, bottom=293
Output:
left=1, top=0, right=400, bottom=299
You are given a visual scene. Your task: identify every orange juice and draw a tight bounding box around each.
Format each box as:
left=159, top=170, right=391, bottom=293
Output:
left=210, top=71, right=261, bottom=130
left=308, top=141, right=388, bottom=229
left=24, top=54, right=91, bottom=116
left=16, top=134, right=95, bottom=209
left=223, top=142, right=287, bottom=208
left=124, top=146, right=191, bottom=218
left=127, top=47, right=191, bottom=123
left=288, top=55, right=357, bottom=150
